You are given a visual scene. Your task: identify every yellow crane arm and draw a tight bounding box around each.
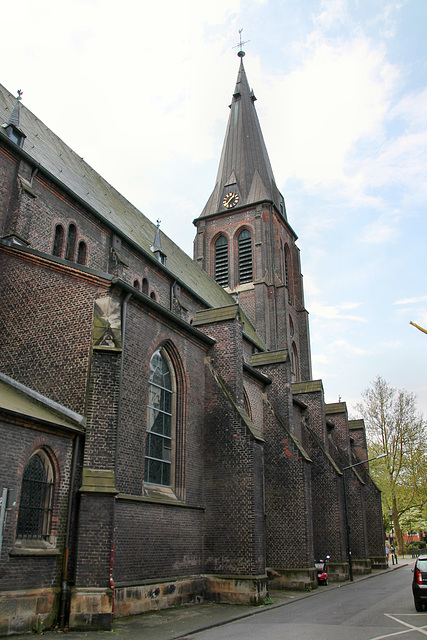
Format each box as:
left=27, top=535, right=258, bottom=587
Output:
left=410, top=321, right=427, bottom=335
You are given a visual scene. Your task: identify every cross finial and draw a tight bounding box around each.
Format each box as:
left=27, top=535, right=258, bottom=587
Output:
left=17, top=89, right=23, bottom=101
left=156, top=219, right=161, bottom=228
left=233, top=29, right=250, bottom=58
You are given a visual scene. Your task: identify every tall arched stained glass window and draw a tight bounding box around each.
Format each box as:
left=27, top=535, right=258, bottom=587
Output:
left=215, top=235, right=229, bottom=287
left=16, top=450, right=54, bottom=539
left=238, top=229, right=253, bottom=284
left=144, top=350, right=174, bottom=486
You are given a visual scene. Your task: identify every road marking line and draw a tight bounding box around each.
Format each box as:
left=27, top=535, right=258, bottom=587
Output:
left=368, top=613, right=427, bottom=639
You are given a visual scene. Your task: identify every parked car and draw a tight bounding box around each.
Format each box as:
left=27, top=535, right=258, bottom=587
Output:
left=412, top=556, right=427, bottom=610
left=315, top=558, right=329, bottom=585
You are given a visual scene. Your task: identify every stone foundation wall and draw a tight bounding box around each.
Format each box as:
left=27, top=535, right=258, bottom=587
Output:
left=0, top=587, right=60, bottom=636
left=267, top=567, right=317, bottom=591
left=114, top=577, right=205, bottom=618
left=69, top=587, right=113, bottom=630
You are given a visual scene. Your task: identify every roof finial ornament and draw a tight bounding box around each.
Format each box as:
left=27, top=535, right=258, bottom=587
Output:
left=17, top=89, right=23, bottom=101
left=233, top=28, right=250, bottom=58
left=156, top=218, right=161, bottom=228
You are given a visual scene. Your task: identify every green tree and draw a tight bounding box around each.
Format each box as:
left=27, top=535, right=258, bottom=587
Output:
left=356, top=375, right=427, bottom=555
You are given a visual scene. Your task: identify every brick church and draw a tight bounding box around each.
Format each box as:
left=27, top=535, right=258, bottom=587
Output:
left=0, top=53, right=385, bottom=634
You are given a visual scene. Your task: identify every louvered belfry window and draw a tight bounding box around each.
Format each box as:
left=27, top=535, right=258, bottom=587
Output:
left=215, top=235, right=229, bottom=287
left=238, top=229, right=253, bottom=283
left=17, top=451, right=54, bottom=539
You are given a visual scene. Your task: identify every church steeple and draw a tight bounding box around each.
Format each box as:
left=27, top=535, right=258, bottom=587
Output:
left=194, top=51, right=312, bottom=379
left=199, top=58, right=286, bottom=220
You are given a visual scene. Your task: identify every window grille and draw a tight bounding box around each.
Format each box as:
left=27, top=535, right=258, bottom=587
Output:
left=16, top=452, right=54, bottom=539
left=238, top=229, right=253, bottom=283
left=145, top=350, right=173, bottom=486
left=215, top=236, right=229, bottom=287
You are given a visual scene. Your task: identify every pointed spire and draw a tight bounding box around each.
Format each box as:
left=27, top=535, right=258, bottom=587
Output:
left=152, top=219, right=162, bottom=252
left=8, top=90, right=23, bottom=128
left=151, top=219, right=167, bottom=265
left=199, top=54, right=286, bottom=219
left=2, top=90, right=26, bottom=148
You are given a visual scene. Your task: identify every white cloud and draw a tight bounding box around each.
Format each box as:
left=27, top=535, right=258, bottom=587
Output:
left=394, top=295, right=427, bottom=305
left=309, top=301, right=365, bottom=322
left=359, top=211, right=401, bottom=244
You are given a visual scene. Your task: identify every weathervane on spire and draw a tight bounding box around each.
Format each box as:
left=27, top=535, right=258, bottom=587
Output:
left=17, top=90, right=23, bottom=101
left=233, top=28, right=250, bottom=58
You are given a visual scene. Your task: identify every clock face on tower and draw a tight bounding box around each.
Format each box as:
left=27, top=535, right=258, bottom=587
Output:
left=222, top=192, right=239, bottom=209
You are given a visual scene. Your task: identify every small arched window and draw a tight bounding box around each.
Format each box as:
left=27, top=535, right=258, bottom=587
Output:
left=52, top=225, right=64, bottom=257
left=133, top=279, right=140, bottom=290
left=238, top=229, right=253, bottom=284
left=150, top=291, right=157, bottom=301
left=77, top=241, right=87, bottom=265
left=243, top=388, right=252, bottom=419
left=291, top=342, right=300, bottom=382
left=284, top=244, right=293, bottom=304
left=65, top=224, right=77, bottom=261
left=16, top=450, right=54, bottom=540
left=215, top=235, right=229, bottom=287
left=145, top=350, right=175, bottom=486
left=142, top=278, right=149, bottom=295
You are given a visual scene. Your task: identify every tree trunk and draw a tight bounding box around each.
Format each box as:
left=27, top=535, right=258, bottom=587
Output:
left=392, top=498, right=404, bottom=555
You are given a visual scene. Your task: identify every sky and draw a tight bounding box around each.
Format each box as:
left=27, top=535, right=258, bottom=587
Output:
left=2, top=0, right=427, bottom=418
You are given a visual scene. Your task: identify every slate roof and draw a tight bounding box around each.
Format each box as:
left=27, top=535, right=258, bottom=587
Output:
left=0, top=83, right=266, bottom=351
left=199, top=58, right=286, bottom=220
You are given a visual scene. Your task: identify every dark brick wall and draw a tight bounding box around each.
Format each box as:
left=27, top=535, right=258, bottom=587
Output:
left=84, top=349, right=121, bottom=470
left=0, top=149, right=20, bottom=237
left=0, top=250, right=97, bottom=414
left=326, top=405, right=351, bottom=455
left=263, top=410, right=314, bottom=569
left=304, top=426, right=346, bottom=563
left=114, top=501, right=204, bottom=582
left=197, top=316, right=265, bottom=576
left=0, top=418, right=75, bottom=591
left=202, top=367, right=265, bottom=575
left=345, top=472, right=369, bottom=559
left=74, top=493, right=115, bottom=588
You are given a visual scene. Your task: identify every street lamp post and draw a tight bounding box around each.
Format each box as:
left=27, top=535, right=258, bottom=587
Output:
left=343, top=453, right=386, bottom=581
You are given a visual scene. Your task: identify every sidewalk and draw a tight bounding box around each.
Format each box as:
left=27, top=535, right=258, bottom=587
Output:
left=10, top=562, right=409, bottom=640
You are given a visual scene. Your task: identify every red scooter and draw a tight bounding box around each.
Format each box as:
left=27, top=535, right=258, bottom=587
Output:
left=315, top=556, right=330, bottom=585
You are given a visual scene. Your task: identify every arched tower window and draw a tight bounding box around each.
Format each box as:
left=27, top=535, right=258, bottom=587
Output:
left=243, top=388, right=252, bottom=419
left=145, top=350, right=175, bottom=487
left=77, top=241, right=87, bottom=265
left=284, top=244, right=293, bottom=304
left=52, top=225, right=64, bottom=257
left=214, top=235, right=229, bottom=287
left=16, top=450, right=54, bottom=540
left=133, top=279, right=140, bottom=290
left=238, top=229, right=253, bottom=284
left=65, top=224, right=77, bottom=261
left=142, top=278, right=149, bottom=295
left=291, top=342, right=300, bottom=382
